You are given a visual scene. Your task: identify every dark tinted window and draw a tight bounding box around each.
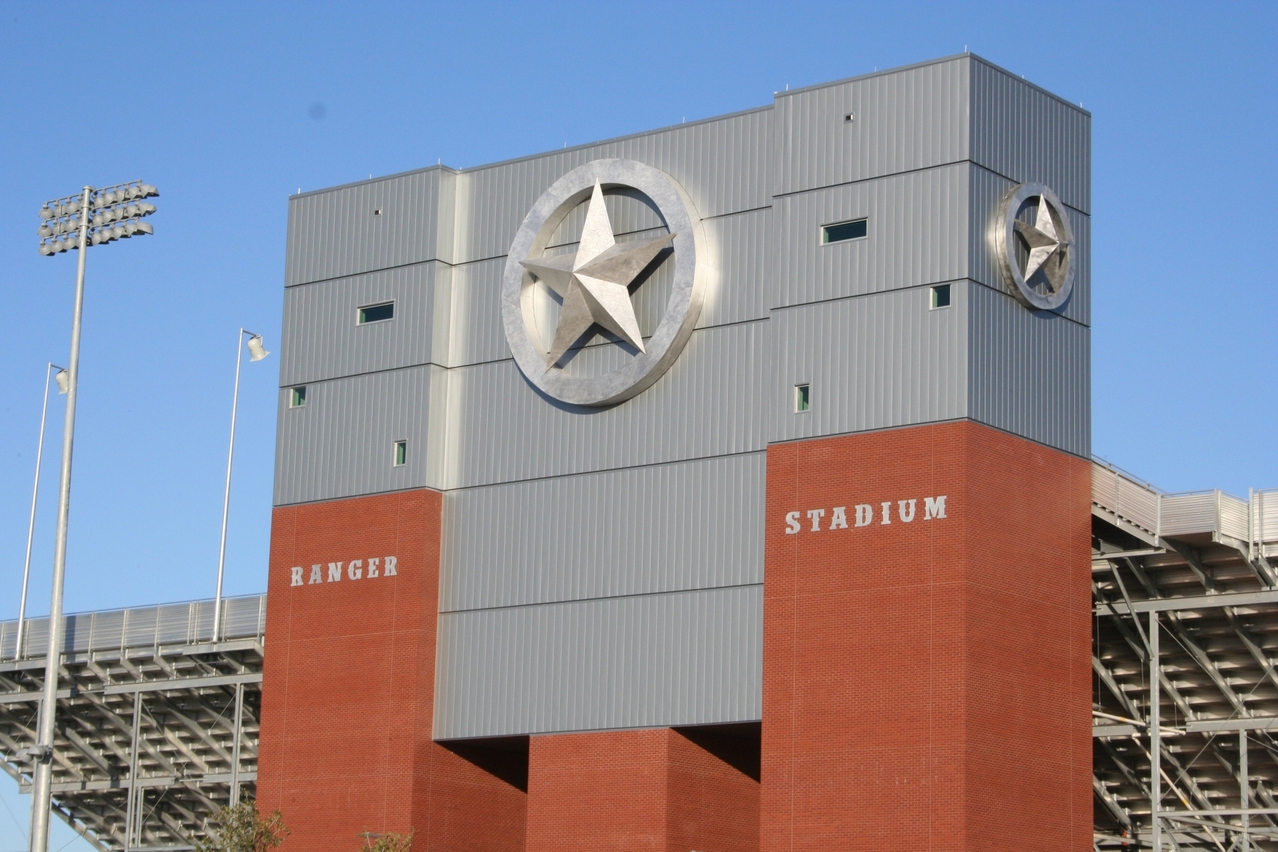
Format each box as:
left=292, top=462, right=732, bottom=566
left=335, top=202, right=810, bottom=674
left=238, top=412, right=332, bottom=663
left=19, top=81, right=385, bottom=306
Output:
left=821, top=219, right=868, bottom=244
left=358, top=302, right=395, bottom=324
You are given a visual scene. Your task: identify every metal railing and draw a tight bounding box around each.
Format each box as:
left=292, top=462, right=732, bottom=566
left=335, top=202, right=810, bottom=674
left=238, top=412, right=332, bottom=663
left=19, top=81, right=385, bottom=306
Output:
left=0, top=594, right=266, bottom=660
left=1092, top=458, right=1273, bottom=551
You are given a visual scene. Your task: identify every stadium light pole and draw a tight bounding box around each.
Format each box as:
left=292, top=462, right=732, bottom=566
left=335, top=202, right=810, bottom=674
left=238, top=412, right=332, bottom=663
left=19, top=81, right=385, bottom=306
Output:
left=29, top=180, right=158, bottom=852
left=15, top=364, right=67, bottom=661
left=213, top=329, right=269, bottom=643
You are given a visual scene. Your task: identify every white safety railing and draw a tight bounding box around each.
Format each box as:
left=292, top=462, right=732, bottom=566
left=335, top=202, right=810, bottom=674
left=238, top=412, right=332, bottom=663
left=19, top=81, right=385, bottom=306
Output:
left=1092, top=458, right=1162, bottom=543
left=1093, top=459, right=1273, bottom=553
left=0, top=593, right=266, bottom=660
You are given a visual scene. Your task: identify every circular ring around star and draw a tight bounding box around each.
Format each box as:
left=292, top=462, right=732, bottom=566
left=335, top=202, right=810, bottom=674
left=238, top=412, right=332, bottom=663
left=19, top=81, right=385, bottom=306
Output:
left=994, top=182, right=1075, bottom=312
left=501, top=159, right=709, bottom=407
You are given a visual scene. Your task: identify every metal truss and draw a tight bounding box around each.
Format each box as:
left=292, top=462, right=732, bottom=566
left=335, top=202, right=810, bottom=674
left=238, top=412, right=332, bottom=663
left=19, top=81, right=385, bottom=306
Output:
left=0, top=595, right=264, bottom=851
left=1093, top=462, right=1278, bottom=851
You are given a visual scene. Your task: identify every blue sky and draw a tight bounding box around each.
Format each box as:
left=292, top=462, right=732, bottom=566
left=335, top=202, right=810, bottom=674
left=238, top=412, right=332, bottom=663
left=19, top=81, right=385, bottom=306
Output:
left=0, top=1, right=1274, bottom=848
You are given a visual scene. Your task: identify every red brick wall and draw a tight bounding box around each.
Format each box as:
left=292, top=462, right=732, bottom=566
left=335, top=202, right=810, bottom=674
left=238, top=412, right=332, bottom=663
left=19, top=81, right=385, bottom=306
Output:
left=526, top=728, right=760, bottom=852
left=257, top=489, right=525, bottom=852
left=761, top=421, right=1091, bottom=852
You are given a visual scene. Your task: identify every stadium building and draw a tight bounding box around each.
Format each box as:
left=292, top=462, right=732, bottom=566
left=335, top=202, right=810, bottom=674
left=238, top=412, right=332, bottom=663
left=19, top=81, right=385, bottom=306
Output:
left=2, top=53, right=1277, bottom=852
left=261, top=51, right=1091, bottom=851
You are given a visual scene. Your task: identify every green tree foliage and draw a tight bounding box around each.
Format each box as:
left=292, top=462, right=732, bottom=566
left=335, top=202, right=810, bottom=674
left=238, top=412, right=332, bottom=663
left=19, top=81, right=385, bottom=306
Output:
left=195, top=801, right=290, bottom=852
left=363, top=828, right=414, bottom=852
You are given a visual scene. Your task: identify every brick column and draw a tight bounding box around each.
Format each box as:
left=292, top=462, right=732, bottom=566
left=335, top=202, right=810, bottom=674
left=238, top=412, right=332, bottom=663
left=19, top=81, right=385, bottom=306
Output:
left=526, top=727, right=760, bottom=852
left=256, top=489, right=525, bottom=852
left=761, top=421, right=1092, bottom=851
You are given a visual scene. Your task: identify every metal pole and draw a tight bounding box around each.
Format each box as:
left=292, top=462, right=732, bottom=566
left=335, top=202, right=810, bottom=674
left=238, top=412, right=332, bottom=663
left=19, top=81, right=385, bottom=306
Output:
left=17, top=365, right=57, bottom=660
left=1150, top=610, right=1162, bottom=852
left=213, top=330, right=245, bottom=644
left=230, top=682, right=244, bottom=806
left=29, top=186, right=91, bottom=852
left=124, top=693, right=141, bottom=852
left=1241, top=728, right=1250, bottom=852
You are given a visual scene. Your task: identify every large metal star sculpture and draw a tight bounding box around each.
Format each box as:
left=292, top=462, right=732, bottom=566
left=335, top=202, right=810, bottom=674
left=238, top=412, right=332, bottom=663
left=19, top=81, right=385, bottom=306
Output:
left=1014, top=194, right=1070, bottom=290
left=522, top=181, right=675, bottom=367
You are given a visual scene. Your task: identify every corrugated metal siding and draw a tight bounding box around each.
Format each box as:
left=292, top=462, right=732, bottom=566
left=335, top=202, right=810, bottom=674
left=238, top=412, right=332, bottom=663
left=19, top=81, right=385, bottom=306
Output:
left=441, top=321, right=766, bottom=489
left=967, top=283, right=1090, bottom=457
left=773, top=56, right=969, bottom=197
left=433, top=584, right=762, bottom=739
left=453, top=108, right=772, bottom=265
left=969, top=59, right=1090, bottom=213
left=445, top=257, right=508, bottom=368
left=279, top=261, right=446, bottom=386
left=439, top=453, right=765, bottom=612
left=967, top=164, right=1090, bottom=327
left=773, top=164, right=970, bottom=308
left=273, top=364, right=447, bottom=505
left=769, top=284, right=968, bottom=443
left=285, top=167, right=450, bottom=287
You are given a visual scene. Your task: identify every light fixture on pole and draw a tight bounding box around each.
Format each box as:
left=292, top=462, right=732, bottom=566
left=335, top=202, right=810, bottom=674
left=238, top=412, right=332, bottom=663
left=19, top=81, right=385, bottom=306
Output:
left=29, top=180, right=158, bottom=852
left=213, top=329, right=269, bottom=644
left=15, top=364, right=67, bottom=661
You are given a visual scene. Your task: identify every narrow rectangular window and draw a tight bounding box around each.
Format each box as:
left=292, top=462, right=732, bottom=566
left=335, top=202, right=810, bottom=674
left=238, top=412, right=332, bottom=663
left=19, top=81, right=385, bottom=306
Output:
left=821, top=218, right=867, bottom=244
left=393, top=440, right=407, bottom=467
left=289, top=386, right=307, bottom=408
left=358, top=301, right=395, bottom=324
left=930, top=284, right=951, bottom=309
left=795, top=384, right=811, bottom=413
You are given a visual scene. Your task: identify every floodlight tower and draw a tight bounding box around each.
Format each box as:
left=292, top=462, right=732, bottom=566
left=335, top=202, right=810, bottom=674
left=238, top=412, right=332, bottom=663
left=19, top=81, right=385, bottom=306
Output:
left=29, top=181, right=158, bottom=852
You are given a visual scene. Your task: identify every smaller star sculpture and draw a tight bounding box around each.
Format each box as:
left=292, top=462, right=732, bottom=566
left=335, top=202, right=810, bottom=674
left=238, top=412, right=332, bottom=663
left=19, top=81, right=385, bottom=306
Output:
left=521, top=181, right=675, bottom=367
left=1014, top=194, right=1070, bottom=290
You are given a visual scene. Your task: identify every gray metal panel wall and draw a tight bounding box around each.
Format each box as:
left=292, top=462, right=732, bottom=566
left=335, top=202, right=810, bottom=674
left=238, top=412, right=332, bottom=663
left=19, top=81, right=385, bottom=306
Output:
left=285, top=167, right=454, bottom=287
left=273, top=364, right=448, bottom=505
left=773, top=56, right=970, bottom=197
left=433, top=584, right=762, bottom=739
left=769, top=284, right=968, bottom=443
left=441, top=321, right=766, bottom=489
left=453, top=107, right=772, bottom=265
left=279, top=261, right=450, bottom=386
left=772, top=164, right=970, bottom=309
left=439, top=453, right=765, bottom=612
left=445, top=207, right=773, bottom=369
left=969, top=59, right=1091, bottom=213
left=967, top=164, right=1090, bottom=327
left=967, top=284, right=1090, bottom=457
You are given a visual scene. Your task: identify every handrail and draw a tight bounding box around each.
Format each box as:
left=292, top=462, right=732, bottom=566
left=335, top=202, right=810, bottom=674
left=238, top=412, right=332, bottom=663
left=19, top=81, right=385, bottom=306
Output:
left=0, top=593, right=266, bottom=661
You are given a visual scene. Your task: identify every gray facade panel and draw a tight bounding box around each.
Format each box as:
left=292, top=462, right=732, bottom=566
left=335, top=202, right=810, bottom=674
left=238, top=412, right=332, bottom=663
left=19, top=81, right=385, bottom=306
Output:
left=773, top=57, right=969, bottom=197
left=445, top=257, right=509, bottom=368
left=967, top=284, right=1090, bottom=457
left=769, top=284, right=968, bottom=443
left=442, top=321, right=766, bottom=489
left=445, top=207, right=773, bottom=369
left=433, top=584, right=763, bottom=739
left=439, top=453, right=765, bottom=613
left=454, top=108, right=773, bottom=265
left=273, top=364, right=446, bottom=505
left=279, top=262, right=447, bottom=386
left=772, top=164, right=970, bottom=309
left=970, top=59, right=1091, bottom=213
left=285, top=168, right=452, bottom=287
left=967, top=165, right=1090, bottom=327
